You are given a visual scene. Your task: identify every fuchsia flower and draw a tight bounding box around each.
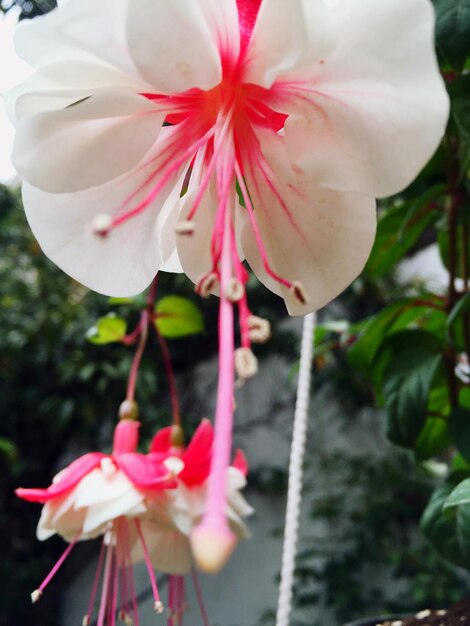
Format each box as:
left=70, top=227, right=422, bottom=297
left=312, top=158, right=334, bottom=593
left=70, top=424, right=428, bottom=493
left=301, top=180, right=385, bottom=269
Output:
left=148, top=420, right=253, bottom=574
left=16, top=420, right=180, bottom=625
left=17, top=419, right=252, bottom=622
left=10, top=0, right=449, bottom=574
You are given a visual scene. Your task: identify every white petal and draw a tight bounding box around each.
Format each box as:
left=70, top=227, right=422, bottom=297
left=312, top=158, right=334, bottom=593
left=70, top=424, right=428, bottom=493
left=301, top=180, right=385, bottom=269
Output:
left=126, top=0, right=222, bottom=94
left=13, top=89, right=164, bottom=193
left=282, top=0, right=449, bottom=197
left=195, top=0, right=240, bottom=60
left=82, top=497, right=145, bottom=536
left=243, top=0, right=307, bottom=87
left=73, top=469, right=140, bottom=508
left=240, top=131, right=377, bottom=314
left=137, top=522, right=192, bottom=575
left=22, top=131, right=188, bottom=297
left=7, top=60, right=149, bottom=124
left=15, top=0, right=136, bottom=77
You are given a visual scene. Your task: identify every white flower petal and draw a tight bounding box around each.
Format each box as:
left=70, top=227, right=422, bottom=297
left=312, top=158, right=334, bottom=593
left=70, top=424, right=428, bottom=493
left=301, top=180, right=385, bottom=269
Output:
left=73, top=469, right=140, bottom=508
left=22, top=130, right=188, bottom=297
left=7, top=60, right=150, bottom=124
left=282, top=0, right=449, bottom=197
left=241, top=131, right=377, bottom=314
left=15, top=0, right=136, bottom=76
left=195, top=0, right=240, bottom=60
left=243, top=0, right=307, bottom=87
left=138, top=522, right=192, bottom=575
left=13, top=90, right=164, bottom=193
left=126, top=0, right=222, bottom=94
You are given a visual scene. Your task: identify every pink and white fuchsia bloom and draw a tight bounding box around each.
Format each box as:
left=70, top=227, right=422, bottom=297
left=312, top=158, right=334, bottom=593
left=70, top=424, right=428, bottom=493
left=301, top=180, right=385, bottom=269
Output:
left=16, top=419, right=253, bottom=623
left=16, top=420, right=176, bottom=624
left=10, top=0, right=448, bottom=572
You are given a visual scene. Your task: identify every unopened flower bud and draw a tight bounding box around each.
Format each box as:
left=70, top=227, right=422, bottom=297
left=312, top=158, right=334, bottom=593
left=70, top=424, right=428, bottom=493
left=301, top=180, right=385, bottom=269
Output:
left=191, top=525, right=236, bottom=574
left=247, top=316, right=271, bottom=344
left=225, top=278, right=245, bottom=302
left=235, top=347, right=258, bottom=379
left=92, top=213, right=113, bottom=237
left=174, top=220, right=195, bottom=236
left=31, top=589, right=42, bottom=604
left=154, top=601, right=164, bottom=614
left=119, top=400, right=139, bottom=421
left=290, top=280, right=308, bottom=306
left=197, top=272, right=218, bottom=298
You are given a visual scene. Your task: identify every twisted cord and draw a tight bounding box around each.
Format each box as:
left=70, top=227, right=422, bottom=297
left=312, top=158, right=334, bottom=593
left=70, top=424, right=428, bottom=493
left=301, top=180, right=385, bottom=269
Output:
left=275, top=312, right=316, bottom=626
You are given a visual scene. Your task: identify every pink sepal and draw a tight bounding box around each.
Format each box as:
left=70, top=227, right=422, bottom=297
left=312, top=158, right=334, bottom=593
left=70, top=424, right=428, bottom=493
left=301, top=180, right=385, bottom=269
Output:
left=116, top=453, right=176, bottom=490
left=180, top=419, right=214, bottom=487
left=149, top=426, right=173, bottom=454
left=231, top=449, right=248, bottom=477
left=15, top=452, right=105, bottom=503
left=113, top=420, right=140, bottom=455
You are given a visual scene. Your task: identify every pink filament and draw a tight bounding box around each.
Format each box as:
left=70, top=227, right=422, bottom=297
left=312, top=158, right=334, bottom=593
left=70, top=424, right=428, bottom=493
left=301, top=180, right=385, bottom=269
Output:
left=97, top=541, right=113, bottom=626
left=134, top=519, right=161, bottom=605
left=38, top=531, right=80, bottom=593
left=84, top=538, right=107, bottom=622
left=191, top=569, right=211, bottom=626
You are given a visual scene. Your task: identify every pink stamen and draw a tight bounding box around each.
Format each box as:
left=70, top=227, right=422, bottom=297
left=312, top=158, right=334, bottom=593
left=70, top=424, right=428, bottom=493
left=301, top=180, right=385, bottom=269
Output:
left=134, top=519, right=162, bottom=609
left=235, top=161, right=292, bottom=289
left=122, top=520, right=139, bottom=626
left=97, top=541, right=114, bottom=626
left=37, top=531, right=80, bottom=594
left=84, top=538, right=107, bottom=623
left=191, top=569, right=211, bottom=626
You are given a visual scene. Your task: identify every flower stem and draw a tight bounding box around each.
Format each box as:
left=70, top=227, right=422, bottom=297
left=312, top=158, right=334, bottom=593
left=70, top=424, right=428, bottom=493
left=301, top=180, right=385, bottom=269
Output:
left=126, top=310, right=149, bottom=403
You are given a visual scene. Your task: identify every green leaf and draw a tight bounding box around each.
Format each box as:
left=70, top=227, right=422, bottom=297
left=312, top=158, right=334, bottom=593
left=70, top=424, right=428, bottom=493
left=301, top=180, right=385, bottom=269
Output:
left=415, top=417, right=451, bottom=461
left=444, top=477, right=470, bottom=508
left=155, top=296, right=204, bottom=338
left=447, top=292, right=470, bottom=341
left=348, top=298, right=444, bottom=377
left=421, top=483, right=469, bottom=566
left=86, top=313, right=127, bottom=345
left=449, top=408, right=470, bottom=463
left=375, top=330, right=443, bottom=447
left=365, top=190, right=442, bottom=280
left=0, top=438, right=18, bottom=463
left=432, top=0, right=470, bottom=69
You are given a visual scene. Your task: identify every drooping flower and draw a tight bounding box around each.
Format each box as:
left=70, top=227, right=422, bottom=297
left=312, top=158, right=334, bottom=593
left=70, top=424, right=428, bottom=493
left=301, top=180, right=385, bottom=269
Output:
left=9, top=0, right=449, bottom=572
left=148, top=420, right=253, bottom=574
left=16, top=419, right=178, bottom=625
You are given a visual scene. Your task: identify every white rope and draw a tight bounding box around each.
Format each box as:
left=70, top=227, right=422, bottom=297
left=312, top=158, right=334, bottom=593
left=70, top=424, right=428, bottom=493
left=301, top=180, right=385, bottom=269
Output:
left=275, top=312, right=316, bottom=626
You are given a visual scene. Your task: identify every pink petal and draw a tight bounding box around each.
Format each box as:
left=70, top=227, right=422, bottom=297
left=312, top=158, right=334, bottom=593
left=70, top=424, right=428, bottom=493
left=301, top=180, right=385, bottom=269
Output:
left=236, top=0, right=262, bottom=51
left=231, top=449, right=248, bottom=477
left=116, top=453, right=176, bottom=490
left=180, top=419, right=214, bottom=487
left=149, top=426, right=173, bottom=455
left=15, top=452, right=105, bottom=503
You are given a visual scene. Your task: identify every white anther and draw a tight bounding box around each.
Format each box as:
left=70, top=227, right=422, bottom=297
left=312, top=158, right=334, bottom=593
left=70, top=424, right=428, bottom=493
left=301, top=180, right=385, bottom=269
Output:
left=247, top=315, right=271, bottom=344
left=174, top=220, right=195, bottom=236
left=197, top=272, right=218, bottom=298
left=163, top=456, right=185, bottom=476
left=391, top=621, right=403, bottom=626
left=82, top=616, right=91, bottom=626
left=31, top=589, right=42, bottom=604
left=415, top=610, right=431, bottom=619
left=92, top=213, right=113, bottom=237
left=124, top=614, right=134, bottom=626
left=154, top=601, right=164, bottom=614
left=235, top=347, right=258, bottom=380
left=289, top=281, right=308, bottom=306
left=225, top=278, right=245, bottom=303
left=100, top=457, right=117, bottom=476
